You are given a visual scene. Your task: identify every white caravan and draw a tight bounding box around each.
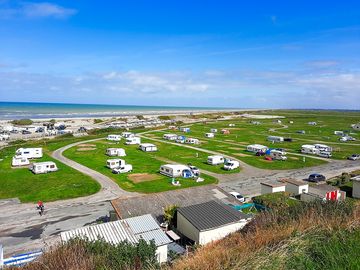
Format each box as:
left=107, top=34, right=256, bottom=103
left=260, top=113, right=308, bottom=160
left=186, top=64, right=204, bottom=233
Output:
left=207, top=155, right=225, bottom=165
left=223, top=159, right=240, bottom=170
left=163, top=134, right=178, bottom=141
left=106, top=159, right=125, bottom=169
left=139, top=143, right=157, bottom=152
left=210, top=128, right=218, bottom=133
left=308, top=122, right=317, bottom=125
left=334, top=131, right=344, bottom=136
left=0, top=134, right=10, bottom=141
left=301, top=145, right=320, bottom=154
left=267, top=136, right=284, bottom=143
left=314, top=144, right=332, bottom=152
left=205, top=133, right=214, bottom=138
left=11, top=156, right=30, bottom=167
left=107, top=134, right=121, bottom=141
left=15, top=148, right=43, bottom=159
left=246, top=144, right=268, bottom=153
left=270, top=150, right=287, bottom=161
left=160, top=164, right=191, bottom=178
left=121, top=132, right=134, bottom=138
left=106, top=148, right=126, bottom=157
left=228, top=123, right=235, bottom=127
left=185, top=138, right=200, bottom=144
left=125, top=136, right=141, bottom=145
left=31, top=162, right=58, bottom=174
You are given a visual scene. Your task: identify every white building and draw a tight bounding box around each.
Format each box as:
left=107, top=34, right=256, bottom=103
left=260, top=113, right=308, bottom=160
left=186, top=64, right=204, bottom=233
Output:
left=15, top=148, right=43, bottom=159
left=139, top=143, right=157, bottom=152
left=106, top=148, right=126, bottom=157
left=11, top=156, right=30, bottom=167
left=207, top=155, right=225, bottom=165
left=125, top=136, right=141, bottom=145
left=351, top=176, right=360, bottom=199
left=284, top=179, right=309, bottom=195
left=60, top=214, right=172, bottom=263
left=107, top=134, right=121, bottom=141
left=246, top=144, right=268, bottom=153
left=267, top=136, right=284, bottom=142
left=260, top=182, right=286, bottom=195
left=176, top=201, right=250, bottom=245
left=30, top=162, right=58, bottom=174
left=159, top=164, right=191, bottom=178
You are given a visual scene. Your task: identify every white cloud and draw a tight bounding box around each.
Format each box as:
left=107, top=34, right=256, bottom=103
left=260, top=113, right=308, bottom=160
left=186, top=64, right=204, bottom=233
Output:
left=305, top=60, right=339, bottom=68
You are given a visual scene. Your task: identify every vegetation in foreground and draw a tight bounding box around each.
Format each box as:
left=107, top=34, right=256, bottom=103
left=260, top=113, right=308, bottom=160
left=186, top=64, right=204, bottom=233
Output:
left=170, top=200, right=359, bottom=270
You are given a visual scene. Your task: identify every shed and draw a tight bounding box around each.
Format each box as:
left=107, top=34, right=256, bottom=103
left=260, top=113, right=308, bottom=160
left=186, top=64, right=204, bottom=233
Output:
left=260, top=182, right=286, bottom=195
left=284, top=179, right=309, bottom=195
left=60, top=214, right=172, bottom=263
left=176, top=201, right=250, bottom=245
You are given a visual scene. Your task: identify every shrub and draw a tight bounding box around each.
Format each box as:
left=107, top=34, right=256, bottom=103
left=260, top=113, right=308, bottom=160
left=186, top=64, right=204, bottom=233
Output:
left=136, top=115, right=145, bottom=120
left=11, top=119, right=33, bottom=125
left=93, top=119, right=103, bottom=124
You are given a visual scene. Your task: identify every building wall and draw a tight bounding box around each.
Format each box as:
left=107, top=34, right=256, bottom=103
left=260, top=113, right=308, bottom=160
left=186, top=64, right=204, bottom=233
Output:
left=198, top=221, right=247, bottom=245
left=353, top=181, right=360, bottom=199
left=261, top=185, right=285, bottom=195
left=177, top=212, right=200, bottom=243
left=156, top=245, right=168, bottom=263
left=286, top=184, right=308, bottom=195
left=301, top=193, right=323, bottom=202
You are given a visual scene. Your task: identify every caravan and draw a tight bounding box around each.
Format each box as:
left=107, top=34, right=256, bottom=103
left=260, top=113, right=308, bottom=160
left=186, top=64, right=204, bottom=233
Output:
left=11, top=156, right=30, bottom=167
left=207, top=155, right=225, bottom=165
left=107, top=134, right=121, bottom=141
left=314, top=144, right=332, bottom=152
left=185, top=138, right=200, bottom=144
left=301, top=145, right=320, bottom=154
left=121, top=132, right=134, bottom=138
left=125, top=136, right=141, bottom=145
left=15, top=148, right=43, bottom=159
left=205, top=133, right=214, bottom=138
left=106, top=159, right=125, bottom=169
left=246, top=144, right=268, bottom=153
left=267, top=136, right=284, bottom=143
left=160, top=164, right=193, bottom=178
left=106, top=148, right=126, bottom=157
left=163, top=134, right=178, bottom=141
left=210, top=128, right=218, bottom=133
left=31, top=162, right=58, bottom=174
left=270, top=150, right=287, bottom=161
left=139, top=143, right=157, bottom=152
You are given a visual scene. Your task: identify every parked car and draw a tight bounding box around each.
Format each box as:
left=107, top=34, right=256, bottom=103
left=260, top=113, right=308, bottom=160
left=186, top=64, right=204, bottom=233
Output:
left=308, top=173, right=326, bottom=183
left=22, top=130, right=31, bottom=135
left=112, top=164, right=133, bottom=174
left=318, top=151, right=332, bottom=158
left=348, top=154, right=360, bottom=161
left=229, top=191, right=245, bottom=202
left=188, top=165, right=200, bottom=176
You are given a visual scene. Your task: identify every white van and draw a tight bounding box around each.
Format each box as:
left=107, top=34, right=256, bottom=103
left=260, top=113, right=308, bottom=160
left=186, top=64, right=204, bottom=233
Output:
left=207, top=155, right=225, bottom=165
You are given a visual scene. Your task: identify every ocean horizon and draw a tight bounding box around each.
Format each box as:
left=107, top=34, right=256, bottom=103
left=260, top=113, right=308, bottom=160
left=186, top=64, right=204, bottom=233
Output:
left=0, top=101, right=237, bottom=120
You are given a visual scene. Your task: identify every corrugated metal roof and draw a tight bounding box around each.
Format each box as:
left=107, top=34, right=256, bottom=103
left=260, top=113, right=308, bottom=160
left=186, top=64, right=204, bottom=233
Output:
left=60, top=214, right=171, bottom=247
left=178, top=200, right=249, bottom=231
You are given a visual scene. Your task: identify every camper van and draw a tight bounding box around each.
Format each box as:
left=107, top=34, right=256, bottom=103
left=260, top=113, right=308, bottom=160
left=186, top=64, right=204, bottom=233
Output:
left=205, top=133, right=214, bottom=138
left=11, top=156, right=30, bottom=167
left=15, top=148, right=43, bottom=159
left=270, top=150, right=287, bottom=161
left=185, top=138, right=199, bottom=144
left=267, top=136, right=284, bottom=143
left=107, top=134, right=121, bottom=141
left=121, top=132, right=134, bottom=138
left=246, top=144, right=268, bottom=153
left=314, top=144, right=332, bottom=152
left=163, top=134, right=178, bottom=141
left=210, top=128, right=218, bottom=133
left=223, top=159, right=240, bottom=170
left=106, top=159, right=125, bottom=169
left=125, top=136, right=141, bottom=145
left=139, top=143, right=157, bottom=152
left=207, top=155, right=225, bottom=165
left=301, top=145, right=320, bottom=155
left=159, top=164, right=193, bottom=178
left=106, top=148, right=126, bottom=157
left=31, top=162, right=58, bottom=174
left=112, top=164, right=133, bottom=174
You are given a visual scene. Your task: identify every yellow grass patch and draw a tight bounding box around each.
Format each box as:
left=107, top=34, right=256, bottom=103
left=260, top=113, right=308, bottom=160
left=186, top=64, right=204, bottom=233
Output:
left=77, top=147, right=96, bottom=151
left=234, top=153, right=251, bottom=157
left=78, top=144, right=96, bottom=147
left=128, top=173, right=161, bottom=183
left=229, top=147, right=244, bottom=150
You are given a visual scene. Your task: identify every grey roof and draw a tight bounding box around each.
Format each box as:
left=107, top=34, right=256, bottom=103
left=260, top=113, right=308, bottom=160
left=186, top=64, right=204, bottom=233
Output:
left=308, top=185, right=339, bottom=197
left=177, top=200, right=249, bottom=231
left=61, top=214, right=172, bottom=247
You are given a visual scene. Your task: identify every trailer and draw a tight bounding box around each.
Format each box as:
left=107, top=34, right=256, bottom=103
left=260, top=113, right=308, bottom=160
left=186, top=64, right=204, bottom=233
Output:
left=246, top=144, right=268, bottom=153
left=106, top=148, right=126, bottom=157
left=163, top=134, right=178, bottom=141
left=11, top=156, right=30, bottom=167
left=139, top=143, right=157, bottom=152
left=270, top=150, right=287, bottom=160
left=185, top=138, right=200, bottom=144
left=107, top=134, right=121, bottom=141
left=207, top=155, right=225, bottom=165
left=125, top=136, right=141, bottom=145
left=267, top=136, right=284, bottom=142
left=31, top=162, right=58, bottom=174
left=106, top=159, right=125, bottom=169
left=301, top=145, right=320, bottom=154
left=15, top=148, right=43, bottom=159
left=205, top=133, right=214, bottom=138
left=159, top=164, right=193, bottom=178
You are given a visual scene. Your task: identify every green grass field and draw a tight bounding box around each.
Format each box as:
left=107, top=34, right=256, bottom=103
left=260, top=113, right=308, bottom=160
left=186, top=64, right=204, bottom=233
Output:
left=0, top=145, right=100, bottom=203
left=63, top=140, right=217, bottom=193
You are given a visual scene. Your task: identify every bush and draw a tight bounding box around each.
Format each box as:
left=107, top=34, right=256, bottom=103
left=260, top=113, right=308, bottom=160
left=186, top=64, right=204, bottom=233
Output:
left=93, top=119, right=103, bottom=124
left=136, top=115, right=145, bottom=120
left=11, top=119, right=33, bottom=125
left=159, top=115, right=173, bottom=120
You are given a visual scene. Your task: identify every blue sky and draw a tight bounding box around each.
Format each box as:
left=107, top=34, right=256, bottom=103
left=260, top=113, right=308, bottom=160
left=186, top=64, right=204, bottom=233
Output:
left=0, top=1, right=359, bottom=109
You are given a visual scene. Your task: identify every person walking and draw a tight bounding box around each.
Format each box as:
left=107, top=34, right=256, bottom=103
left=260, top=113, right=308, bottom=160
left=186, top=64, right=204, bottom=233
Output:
left=37, top=201, right=45, bottom=216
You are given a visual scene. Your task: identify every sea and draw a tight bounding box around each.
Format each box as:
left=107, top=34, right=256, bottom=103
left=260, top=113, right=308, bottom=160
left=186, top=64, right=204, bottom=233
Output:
left=0, top=102, right=235, bottom=120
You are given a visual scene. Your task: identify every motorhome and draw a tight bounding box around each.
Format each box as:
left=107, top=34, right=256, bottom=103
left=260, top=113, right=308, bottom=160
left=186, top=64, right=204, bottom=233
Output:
left=31, top=162, right=58, bottom=174
left=207, top=155, right=225, bottom=165
left=185, top=138, right=200, bottom=144
left=106, top=159, right=125, bottom=169
left=163, top=134, right=178, bottom=141
left=126, top=136, right=141, bottom=145
left=139, top=143, right=157, bottom=152
left=205, top=133, right=214, bottom=138
left=11, top=156, right=30, bottom=167
left=270, top=150, right=287, bottom=161
left=210, top=128, right=218, bottom=133
left=160, top=164, right=193, bottom=178
left=15, top=148, right=43, bottom=159
left=314, top=144, right=332, bottom=152
left=301, top=145, right=320, bottom=154
left=121, top=132, right=134, bottom=138
left=223, top=159, right=240, bottom=170
left=106, top=148, right=126, bottom=157
left=267, top=136, right=284, bottom=143
left=246, top=144, right=268, bottom=153
left=107, top=134, right=121, bottom=141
